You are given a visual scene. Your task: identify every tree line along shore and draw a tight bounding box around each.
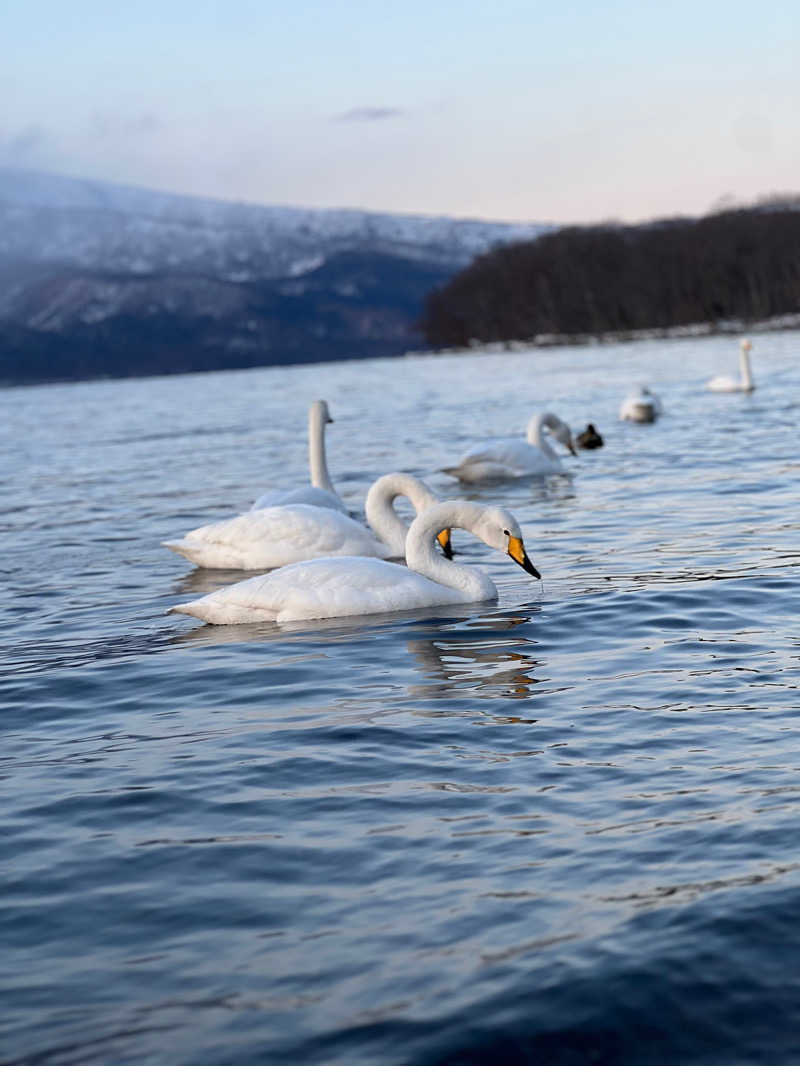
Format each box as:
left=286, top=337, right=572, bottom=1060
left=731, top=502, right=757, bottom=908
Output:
left=420, top=202, right=800, bottom=349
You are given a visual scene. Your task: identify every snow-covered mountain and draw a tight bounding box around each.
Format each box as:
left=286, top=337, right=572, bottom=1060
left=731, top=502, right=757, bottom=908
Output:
left=0, top=168, right=551, bottom=383
left=0, top=168, right=548, bottom=280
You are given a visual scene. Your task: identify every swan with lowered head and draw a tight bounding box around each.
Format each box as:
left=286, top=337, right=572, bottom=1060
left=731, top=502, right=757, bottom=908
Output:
left=620, top=387, right=662, bottom=423
left=252, top=400, right=347, bottom=513
left=707, top=338, right=755, bottom=393
left=163, top=472, right=451, bottom=570
left=442, top=412, right=577, bottom=482
left=167, top=500, right=540, bottom=624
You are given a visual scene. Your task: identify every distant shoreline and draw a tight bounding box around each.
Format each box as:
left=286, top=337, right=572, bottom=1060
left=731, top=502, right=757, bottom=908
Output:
left=3, top=314, right=798, bottom=390
left=425, top=312, right=800, bottom=357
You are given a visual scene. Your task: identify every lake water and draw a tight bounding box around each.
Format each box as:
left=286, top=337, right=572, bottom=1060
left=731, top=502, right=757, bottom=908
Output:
left=2, top=332, right=800, bottom=1065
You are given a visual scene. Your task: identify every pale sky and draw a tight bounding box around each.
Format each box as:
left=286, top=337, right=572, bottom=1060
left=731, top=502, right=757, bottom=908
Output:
left=3, top=0, right=798, bottom=223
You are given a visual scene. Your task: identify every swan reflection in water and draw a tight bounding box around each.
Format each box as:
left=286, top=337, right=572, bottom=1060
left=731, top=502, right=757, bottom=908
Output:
left=457, top=470, right=577, bottom=507
left=406, top=614, right=546, bottom=701
left=172, top=568, right=253, bottom=598
left=167, top=602, right=544, bottom=686
left=167, top=597, right=483, bottom=647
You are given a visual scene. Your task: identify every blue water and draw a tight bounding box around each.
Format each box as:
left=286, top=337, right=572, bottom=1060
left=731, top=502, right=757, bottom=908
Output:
left=2, top=333, right=800, bottom=1065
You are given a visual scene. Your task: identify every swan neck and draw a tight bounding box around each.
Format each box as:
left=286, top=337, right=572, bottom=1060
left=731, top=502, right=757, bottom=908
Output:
left=308, top=406, right=335, bottom=493
left=365, top=473, right=439, bottom=556
left=739, top=349, right=753, bottom=388
left=527, top=413, right=558, bottom=459
left=405, top=502, right=496, bottom=599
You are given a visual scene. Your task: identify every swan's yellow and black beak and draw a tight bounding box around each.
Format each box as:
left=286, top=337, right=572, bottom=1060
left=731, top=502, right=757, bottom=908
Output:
left=508, top=535, right=540, bottom=579
left=437, top=528, right=454, bottom=560
left=567, top=436, right=578, bottom=456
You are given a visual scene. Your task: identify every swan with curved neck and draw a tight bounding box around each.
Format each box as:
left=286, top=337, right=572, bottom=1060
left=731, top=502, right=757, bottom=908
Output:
left=252, top=400, right=347, bottom=512
left=707, top=338, right=755, bottom=393
left=163, top=472, right=451, bottom=570
left=442, top=412, right=577, bottom=482
left=619, top=386, right=662, bottom=423
left=168, top=501, right=540, bottom=625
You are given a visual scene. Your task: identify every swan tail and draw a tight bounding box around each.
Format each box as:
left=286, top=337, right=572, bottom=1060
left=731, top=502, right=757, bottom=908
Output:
left=162, top=539, right=247, bottom=569
left=167, top=596, right=277, bottom=624
left=162, top=539, right=191, bottom=554
left=162, top=539, right=206, bottom=563
left=441, top=466, right=473, bottom=483
left=441, top=462, right=518, bottom=483
left=166, top=600, right=221, bottom=622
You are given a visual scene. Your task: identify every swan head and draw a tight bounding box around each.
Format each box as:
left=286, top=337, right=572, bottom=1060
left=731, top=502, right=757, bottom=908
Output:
left=311, top=399, right=334, bottom=424
left=536, top=412, right=578, bottom=456
left=740, top=338, right=752, bottom=353
left=437, top=529, right=454, bottom=560
left=477, top=507, right=541, bottom=579
left=554, top=421, right=578, bottom=457
left=365, top=472, right=452, bottom=557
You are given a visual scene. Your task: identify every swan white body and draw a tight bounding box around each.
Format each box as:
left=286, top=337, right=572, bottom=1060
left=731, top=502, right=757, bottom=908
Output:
left=620, top=387, right=662, bottom=423
left=168, top=501, right=540, bottom=625
left=252, top=400, right=348, bottom=513
left=252, top=484, right=345, bottom=511
left=442, top=412, right=576, bottom=482
left=163, top=472, right=444, bottom=570
left=707, top=338, right=755, bottom=393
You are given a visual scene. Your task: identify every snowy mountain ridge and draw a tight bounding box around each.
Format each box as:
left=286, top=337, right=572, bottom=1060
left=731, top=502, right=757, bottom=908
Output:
left=0, top=167, right=552, bottom=383
left=0, top=167, right=551, bottom=280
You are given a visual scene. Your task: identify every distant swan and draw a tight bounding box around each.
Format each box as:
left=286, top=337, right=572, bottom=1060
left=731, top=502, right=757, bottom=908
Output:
left=707, top=338, right=755, bottom=393
left=168, top=501, right=540, bottom=625
left=620, top=387, right=662, bottom=423
left=252, top=400, right=347, bottom=512
left=576, top=423, right=604, bottom=449
left=442, top=412, right=577, bottom=482
left=163, top=472, right=451, bottom=570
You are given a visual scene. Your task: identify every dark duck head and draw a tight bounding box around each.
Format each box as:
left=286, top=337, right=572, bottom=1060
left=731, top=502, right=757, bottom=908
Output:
left=576, top=423, right=604, bottom=449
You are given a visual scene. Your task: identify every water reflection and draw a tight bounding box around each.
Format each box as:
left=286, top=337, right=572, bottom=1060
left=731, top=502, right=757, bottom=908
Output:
left=172, top=568, right=255, bottom=597
left=407, top=617, right=546, bottom=700
left=167, top=603, right=542, bottom=656
left=455, top=471, right=577, bottom=505
left=169, top=619, right=283, bottom=646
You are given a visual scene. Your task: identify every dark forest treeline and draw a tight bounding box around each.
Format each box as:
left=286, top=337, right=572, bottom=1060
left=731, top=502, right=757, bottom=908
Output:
left=421, top=204, right=800, bottom=347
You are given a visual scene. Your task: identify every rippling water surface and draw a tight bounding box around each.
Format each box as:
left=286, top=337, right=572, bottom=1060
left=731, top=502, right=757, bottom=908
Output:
left=3, top=334, right=800, bottom=1065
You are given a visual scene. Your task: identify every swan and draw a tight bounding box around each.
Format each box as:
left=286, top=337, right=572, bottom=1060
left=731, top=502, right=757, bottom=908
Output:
left=163, top=472, right=451, bottom=570
left=252, top=400, right=347, bottom=512
left=576, top=423, right=604, bottom=449
left=167, top=500, right=540, bottom=624
left=442, top=412, right=577, bottom=482
left=619, top=387, right=662, bottom=423
left=707, top=338, right=755, bottom=393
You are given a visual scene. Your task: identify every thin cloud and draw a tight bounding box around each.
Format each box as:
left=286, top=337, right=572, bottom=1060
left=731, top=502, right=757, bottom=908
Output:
left=334, top=107, right=405, bottom=123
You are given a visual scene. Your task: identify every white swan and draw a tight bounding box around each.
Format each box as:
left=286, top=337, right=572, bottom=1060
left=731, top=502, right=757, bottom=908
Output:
left=442, top=412, right=577, bottom=482
left=707, top=338, right=755, bottom=393
left=619, top=387, right=662, bottom=423
left=163, top=472, right=451, bottom=570
left=252, top=400, right=347, bottom=512
left=168, top=501, right=540, bottom=624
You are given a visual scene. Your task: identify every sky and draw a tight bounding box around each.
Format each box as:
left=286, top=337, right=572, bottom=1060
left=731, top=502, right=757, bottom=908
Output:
left=3, top=0, right=798, bottom=224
